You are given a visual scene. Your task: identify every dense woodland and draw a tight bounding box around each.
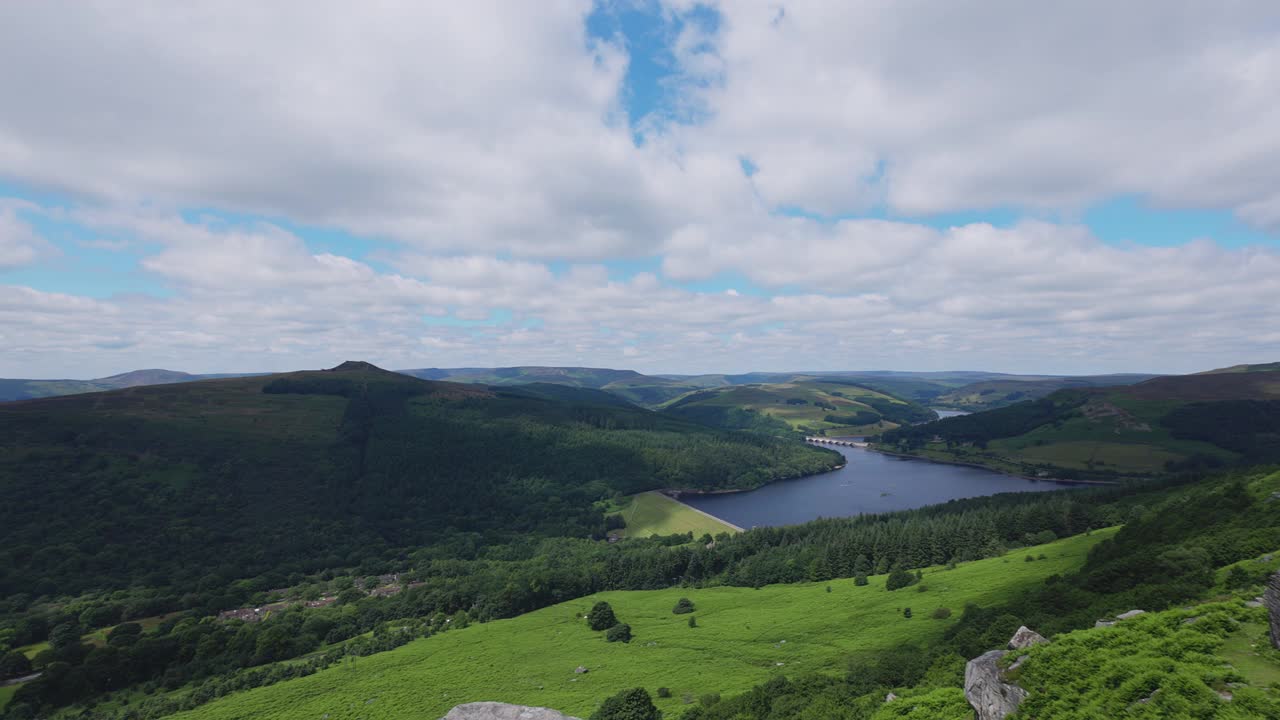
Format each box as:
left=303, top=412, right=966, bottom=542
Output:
left=0, top=365, right=837, bottom=605
left=0, top=466, right=1243, bottom=718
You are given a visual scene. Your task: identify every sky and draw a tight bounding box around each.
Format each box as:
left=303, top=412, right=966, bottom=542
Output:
left=2, top=1, right=1279, bottom=379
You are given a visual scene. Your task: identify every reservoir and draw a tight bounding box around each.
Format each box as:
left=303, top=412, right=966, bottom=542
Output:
left=680, top=443, right=1072, bottom=528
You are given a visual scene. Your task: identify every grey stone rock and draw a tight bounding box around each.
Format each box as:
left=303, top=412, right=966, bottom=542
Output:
left=1267, top=570, right=1280, bottom=650
left=1116, top=609, right=1145, bottom=620
left=574, top=666, right=588, bottom=674
left=1094, top=620, right=1116, bottom=628
left=885, top=692, right=898, bottom=703
left=441, top=702, right=582, bottom=720
left=1008, top=626, right=1047, bottom=649
left=965, top=650, right=1027, bottom=720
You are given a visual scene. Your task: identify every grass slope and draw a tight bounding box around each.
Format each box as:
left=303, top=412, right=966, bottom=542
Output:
left=616, top=492, right=741, bottom=538
left=661, top=381, right=934, bottom=437
left=171, top=530, right=1113, bottom=720
left=933, top=374, right=1157, bottom=412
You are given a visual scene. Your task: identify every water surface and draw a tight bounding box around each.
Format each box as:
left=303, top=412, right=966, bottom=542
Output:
left=682, top=443, right=1071, bottom=528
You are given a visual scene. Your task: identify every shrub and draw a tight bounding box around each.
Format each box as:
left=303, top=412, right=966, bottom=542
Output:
left=932, top=607, right=952, bottom=620
left=886, top=567, right=915, bottom=591
left=1224, top=565, right=1255, bottom=588
left=1025, top=555, right=1035, bottom=562
left=916, top=584, right=929, bottom=593
left=688, top=616, right=697, bottom=628
left=657, top=687, right=671, bottom=698
left=606, top=623, right=632, bottom=643
left=903, top=607, right=912, bottom=618
left=854, top=573, right=869, bottom=586
left=672, top=597, right=695, bottom=614
left=588, top=601, right=618, bottom=631
left=699, top=693, right=721, bottom=707
left=590, top=687, right=660, bottom=720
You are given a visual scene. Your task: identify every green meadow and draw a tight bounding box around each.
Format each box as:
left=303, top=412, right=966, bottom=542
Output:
left=617, top=492, right=741, bottom=537
left=173, top=530, right=1114, bottom=720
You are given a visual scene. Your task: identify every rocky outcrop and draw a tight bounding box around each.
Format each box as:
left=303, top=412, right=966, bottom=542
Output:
left=965, top=650, right=1028, bottom=720
left=1008, top=626, right=1047, bottom=650
left=440, top=702, right=582, bottom=720
left=1267, top=570, right=1280, bottom=650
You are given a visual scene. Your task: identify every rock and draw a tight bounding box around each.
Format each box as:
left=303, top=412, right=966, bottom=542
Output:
left=574, top=666, right=588, bottom=674
left=1094, top=620, right=1116, bottom=628
left=1266, top=570, right=1280, bottom=650
left=965, top=650, right=1028, bottom=720
left=1008, top=626, right=1047, bottom=649
left=885, top=692, right=898, bottom=703
left=1116, top=609, right=1145, bottom=620
left=441, top=703, right=582, bottom=720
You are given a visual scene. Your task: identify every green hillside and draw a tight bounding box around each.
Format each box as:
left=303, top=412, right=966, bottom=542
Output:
left=932, top=374, right=1157, bottom=412
left=661, top=381, right=937, bottom=436
left=0, top=362, right=837, bottom=603
left=169, top=531, right=1112, bottom=720
left=879, top=363, right=1280, bottom=479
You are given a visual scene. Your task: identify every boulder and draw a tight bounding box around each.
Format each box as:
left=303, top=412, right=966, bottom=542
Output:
left=1008, top=626, right=1047, bottom=650
left=574, top=666, right=588, bottom=674
left=965, top=650, right=1028, bottom=720
left=441, top=702, right=582, bottom=720
left=1116, top=609, right=1145, bottom=621
left=1266, top=570, right=1280, bottom=650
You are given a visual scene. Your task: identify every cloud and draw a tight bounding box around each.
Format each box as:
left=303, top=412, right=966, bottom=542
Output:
left=0, top=206, right=51, bottom=270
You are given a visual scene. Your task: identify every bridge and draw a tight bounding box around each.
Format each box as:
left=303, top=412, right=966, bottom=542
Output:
left=805, top=436, right=868, bottom=448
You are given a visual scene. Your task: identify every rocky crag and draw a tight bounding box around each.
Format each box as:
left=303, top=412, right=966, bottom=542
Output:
left=964, top=625, right=1047, bottom=720
left=440, top=702, right=581, bottom=720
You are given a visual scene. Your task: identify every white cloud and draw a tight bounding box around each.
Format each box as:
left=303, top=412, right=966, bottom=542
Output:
left=0, top=206, right=50, bottom=270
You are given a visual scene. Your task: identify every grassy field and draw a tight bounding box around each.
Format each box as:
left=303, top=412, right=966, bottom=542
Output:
left=172, top=529, right=1115, bottom=720
left=618, top=492, right=741, bottom=537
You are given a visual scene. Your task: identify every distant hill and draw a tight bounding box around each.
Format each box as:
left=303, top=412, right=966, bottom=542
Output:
left=0, top=368, right=264, bottom=401
left=879, top=362, right=1280, bottom=479
left=660, top=380, right=937, bottom=436
left=932, top=373, right=1159, bottom=412
left=0, top=361, right=838, bottom=601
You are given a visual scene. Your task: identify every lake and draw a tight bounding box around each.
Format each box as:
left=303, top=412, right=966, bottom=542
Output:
left=681, top=443, right=1073, bottom=528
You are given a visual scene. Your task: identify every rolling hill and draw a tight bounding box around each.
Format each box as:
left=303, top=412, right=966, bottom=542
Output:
left=659, top=380, right=937, bottom=436
left=879, top=362, right=1280, bottom=479
left=0, top=362, right=839, bottom=603
left=931, top=373, right=1159, bottom=412
left=0, top=369, right=200, bottom=401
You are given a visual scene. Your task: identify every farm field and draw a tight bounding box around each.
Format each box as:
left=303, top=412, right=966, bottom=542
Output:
left=172, top=529, right=1115, bottom=720
left=617, top=492, right=741, bottom=537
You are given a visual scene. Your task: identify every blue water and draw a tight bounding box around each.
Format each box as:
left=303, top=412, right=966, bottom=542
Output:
left=681, top=443, right=1072, bottom=528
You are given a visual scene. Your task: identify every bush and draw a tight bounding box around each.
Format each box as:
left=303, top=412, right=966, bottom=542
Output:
left=606, top=623, right=632, bottom=643
left=588, top=601, right=618, bottom=631
left=932, top=607, right=952, bottom=620
left=657, top=687, right=671, bottom=698
left=672, top=597, right=695, bottom=615
left=0, top=650, right=33, bottom=679
left=590, top=687, right=660, bottom=720
left=854, top=573, right=869, bottom=586
left=886, top=567, right=915, bottom=591
left=1224, top=565, right=1255, bottom=589
left=688, top=616, right=697, bottom=628
left=916, top=584, right=929, bottom=593
left=699, top=693, right=721, bottom=707
left=903, top=607, right=912, bottom=618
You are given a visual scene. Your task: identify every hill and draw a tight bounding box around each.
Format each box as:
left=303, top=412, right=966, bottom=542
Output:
left=0, top=369, right=201, bottom=401
left=931, top=373, right=1158, bottom=412
left=0, top=362, right=839, bottom=603
left=879, top=362, right=1280, bottom=479
left=660, top=380, right=937, bottom=436
left=165, top=531, right=1112, bottom=720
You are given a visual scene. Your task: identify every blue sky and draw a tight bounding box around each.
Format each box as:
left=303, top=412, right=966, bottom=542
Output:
left=1, top=1, right=1278, bottom=377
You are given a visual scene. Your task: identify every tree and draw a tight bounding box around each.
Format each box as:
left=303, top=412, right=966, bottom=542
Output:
left=590, top=687, right=661, bottom=720
left=672, top=598, right=695, bottom=615
left=606, top=623, right=632, bottom=643
left=0, top=650, right=32, bottom=679
left=588, top=601, right=618, bottom=631
left=687, top=616, right=697, bottom=628
left=885, top=567, right=914, bottom=591
left=932, top=607, right=952, bottom=619
left=854, top=573, right=869, bottom=586
left=1224, top=565, right=1255, bottom=589
left=903, top=607, right=912, bottom=618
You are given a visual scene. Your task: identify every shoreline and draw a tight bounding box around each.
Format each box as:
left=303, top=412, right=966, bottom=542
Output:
left=862, top=445, right=1121, bottom=486
left=650, top=490, right=746, bottom=532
